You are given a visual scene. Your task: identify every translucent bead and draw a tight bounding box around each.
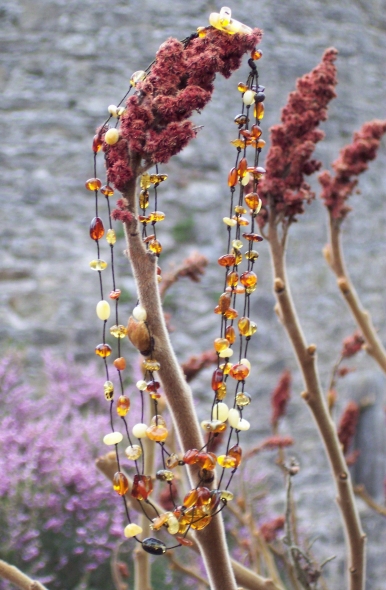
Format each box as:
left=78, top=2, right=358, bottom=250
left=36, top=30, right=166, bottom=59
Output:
left=146, top=423, right=168, bottom=442
left=227, top=271, right=239, bottom=287
left=113, top=357, right=126, bottom=370
left=183, top=489, right=198, bottom=508
left=146, top=381, right=160, bottom=393
left=130, top=70, right=147, bottom=87
left=201, top=420, right=226, bottom=433
left=251, top=48, right=263, bottom=60
left=113, top=471, right=129, bottom=495
left=211, top=368, right=224, bottom=391
left=232, top=239, right=243, bottom=250
left=234, top=114, right=248, bottom=126
left=234, top=205, right=247, bottom=215
left=85, top=178, right=101, bottom=191
left=117, top=395, right=130, bottom=417
left=104, top=381, right=114, bottom=400
left=166, top=514, right=179, bottom=535
left=228, top=408, right=241, bottom=428
left=125, top=444, right=142, bottom=460
left=110, top=324, right=127, bottom=339
left=197, top=452, right=217, bottom=471
left=257, top=139, right=266, bottom=149
left=237, top=157, right=248, bottom=178
left=240, top=271, right=257, bottom=288
left=142, top=359, right=160, bottom=372
left=106, top=229, right=116, bottom=245
left=132, top=423, right=148, bottom=438
left=233, top=248, right=243, bottom=265
left=92, top=135, right=103, bottom=153
left=190, top=515, right=212, bottom=531
left=89, top=259, right=107, bottom=271
left=241, top=172, right=251, bottom=186
left=166, top=453, right=179, bottom=469
left=95, top=343, right=112, bottom=358
left=245, top=192, right=261, bottom=211
left=96, top=300, right=110, bottom=321
left=229, top=363, right=250, bottom=381
left=228, top=444, right=242, bottom=467
left=142, top=537, right=166, bottom=555
left=246, top=285, right=257, bottom=294
left=237, top=418, right=250, bottom=431
left=228, top=167, right=238, bottom=187
left=237, top=82, right=249, bottom=93
left=223, top=217, right=237, bottom=227
left=209, top=11, right=252, bottom=34
left=238, top=316, right=251, bottom=336
left=218, top=347, right=233, bottom=358
left=139, top=215, right=151, bottom=224
left=218, top=254, right=235, bottom=267
left=251, top=125, right=263, bottom=139
left=124, top=523, right=143, bottom=538
left=108, top=104, right=118, bottom=117
left=243, top=90, right=256, bottom=106
left=230, top=138, right=246, bottom=148
left=148, top=239, right=162, bottom=255
left=131, top=475, right=153, bottom=501
left=219, top=5, right=232, bottom=25
left=101, top=185, right=114, bottom=197
left=151, top=513, right=168, bottom=531
left=212, top=402, right=229, bottom=422
left=214, top=338, right=229, bottom=352
left=149, top=211, right=165, bottom=222
left=105, top=128, right=120, bottom=145
left=140, top=173, right=151, bottom=189
left=255, top=102, right=265, bottom=120
left=216, top=383, right=227, bottom=400
left=196, top=26, right=207, bottom=38
left=245, top=250, right=259, bottom=261
left=226, top=326, right=236, bottom=344
left=224, top=308, right=238, bottom=320
left=217, top=454, right=236, bottom=468
left=156, top=469, right=174, bottom=482
left=196, top=486, right=212, bottom=506
left=240, top=358, right=251, bottom=371
left=220, top=362, right=232, bottom=375
left=176, top=535, right=194, bottom=546
left=103, top=431, right=123, bottom=445
left=243, top=232, right=263, bottom=242
left=90, top=217, right=104, bottom=240
left=139, top=190, right=149, bottom=209
left=132, top=305, right=147, bottom=321
left=236, top=391, right=251, bottom=407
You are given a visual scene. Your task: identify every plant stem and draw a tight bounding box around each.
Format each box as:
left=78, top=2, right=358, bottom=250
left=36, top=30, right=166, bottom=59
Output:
left=268, top=207, right=366, bottom=590
left=0, top=560, right=49, bottom=590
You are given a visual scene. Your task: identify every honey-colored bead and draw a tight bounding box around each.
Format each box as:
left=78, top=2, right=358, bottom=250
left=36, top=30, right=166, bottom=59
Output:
left=251, top=48, right=263, bottom=60
left=243, top=232, right=263, bottom=242
left=214, top=337, right=229, bottom=352
left=89, top=259, right=107, bottom=271
left=228, top=167, right=238, bottom=187
left=85, top=178, right=101, bottom=191
left=156, top=469, right=174, bottom=482
left=148, top=239, right=162, bottom=255
left=230, top=138, right=246, bottom=148
left=201, top=420, right=226, bottom=433
left=217, top=292, right=231, bottom=314
left=90, top=217, right=104, bottom=240
left=110, top=325, right=127, bottom=338
left=234, top=113, right=248, bottom=126
left=254, top=102, right=265, bottom=120
left=212, top=402, right=229, bottom=422
left=232, top=215, right=249, bottom=226
left=166, top=453, right=179, bottom=469
left=218, top=347, right=233, bottom=358
left=92, top=135, right=103, bottom=153
left=95, top=343, right=112, bottom=358
left=237, top=157, right=248, bottom=178
left=196, top=26, right=207, bottom=38
left=104, top=381, right=114, bottom=400
left=131, top=474, right=153, bottom=501
left=125, top=444, right=142, bottom=460
left=151, top=513, right=169, bottom=531
left=132, top=423, right=148, bottom=438
left=219, top=362, right=232, bottom=375
left=226, top=271, right=239, bottom=288
left=146, top=423, right=168, bottom=442
left=177, top=522, right=189, bottom=534
left=236, top=391, right=251, bottom=407
left=106, top=229, right=116, bottom=245
left=237, top=82, right=248, bottom=92
left=140, top=173, right=151, bottom=189
left=190, top=515, right=212, bottom=531
left=183, top=449, right=200, bottom=465
left=142, top=359, right=160, bottom=372
left=229, top=363, right=250, bottom=380
left=216, top=383, right=227, bottom=400
left=223, top=216, right=237, bottom=226
left=138, top=215, right=151, bottom=224
left=183, top=489, right=198, bottom=508
left=96, top=300, right=110, bottom=321
left=238, top=316, right=251, bottom=336
left=245, top=192, right=261, bottom=211
left=224, top=308, right=238, bottom=320
left=245, top=250, right=259, bottom=261
left=217, top=454, right=237, bottom=468
left=117, top=395, right=130, bottom=417
left=243, top=90, right=256, bottom=106
left=251, top=124, right=263, bottom=139
left=101, top=185, right=114, bottom=196
left=234, top=205, right=247, bottom=215
left=246, top=285, right=257, bottom=294
left=240, top=271, right=257, bottom=288
left=149, top=211, right=165, bottom=222
left=218, top=254, right=235, bottom=267
left=130, top=70, right=146, bottom=86
left=232, top=239, right=243, bottom=250
left=196, top=486, right=211, bottom=506
left=124, top=523, right=143, bottom=538
left=225, top=325, right=236, bottom=344
left=228, top=444, right=242, bottom=467
left=197, top=452, right=217, bottom=471
left=211, top=368, right=224, bottom=391
left=105, top=128, right=119, bottom=145
left=113, top=471, right=129, bottom=495
left=233, top=248, right=243, bottom=265
left=113, top=357, right=126, bottom=370
left=139, top=190, right=149, bottom=209
left=103, top=431, right=123, bottom=445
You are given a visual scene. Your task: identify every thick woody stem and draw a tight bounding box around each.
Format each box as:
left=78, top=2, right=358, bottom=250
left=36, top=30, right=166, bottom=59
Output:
left=327, top=213, right=386, bottom=373
left=268, top=207, right=366, bottom=590
left=121, top=160, right=236, bottom=590
left=0, top=560, right=49, bottom=590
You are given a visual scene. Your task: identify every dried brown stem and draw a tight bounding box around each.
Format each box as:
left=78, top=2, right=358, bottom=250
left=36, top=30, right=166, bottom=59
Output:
left=159, top=252, right=208, bottom=299
left=354, top=484, right=386, bottom=517
left=268, top=206, right=366, bottom=590
left=327, top=214, right=386, bottom=373
left=0, top=560, right=49, bottom=590
left=96, top=452, right=279, bottom=590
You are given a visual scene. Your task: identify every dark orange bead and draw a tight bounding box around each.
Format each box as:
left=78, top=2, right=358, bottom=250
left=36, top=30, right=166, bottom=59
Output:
left=218, top=292, right=231, bottom=313
left=237, top=157, right=248, bottom=178
left=240, top=271, right=257, bottom=288
left=251, top=48, right=263, bottom=60
left=228, top=444, right=242, bottom=467
left=197, top=453, right=217, bottom=471
left=196, top=487, right=211, bottom=506
left=229, top=363, right=250, bottom=381
left=224, top=308, right=238, bottom=320
left=251, top=125, right=262, bottom=139
left=218, top=254, right=236, bottom=267
left=89, top=217, right=104, bottom=241
left=92, top=134, right=103, bottom=153
left=101, top=185, right=114, bottom=197
left=211, top=368, right=224, bottom=391
left=226, top=326, right=236, bottom=344
left=183, top=489, right=198, bottom=508
left=131, top=475, right=153, bottom=501
left=245, top=192, right=260, bottom=209
left=95, top=343, right=112, bottom=358
left=226, top=271, right=239, bottom=287
left=183, top=449, right=200, bottom=465
left=228, top=167, right=238, bottom=187
left=176, top=536, right=194, bottom=547
left=242, top=233, right=263, bottom=242
left=109, top=289, right=121, bottom=300
left=113, top=357, right=126, bottom=370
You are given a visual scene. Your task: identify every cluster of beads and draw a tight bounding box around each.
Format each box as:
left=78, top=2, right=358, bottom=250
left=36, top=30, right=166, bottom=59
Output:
left=87, top=12, right=264, bottom=556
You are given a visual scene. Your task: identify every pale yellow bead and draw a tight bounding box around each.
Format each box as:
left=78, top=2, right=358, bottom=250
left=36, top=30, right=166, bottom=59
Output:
left=117, top=106, right=126, bottom=116
left=136, top=379, right=148, bottom=391
left=223, top=217, right=237, bottom=227
left=228, top=408, right=241, bottom=429
left=108, top=104, right=118, bottom=117
left=105, top=128, right=120, bottom=145
left=243, top=90, right=256, bottom=106
left=103, top=432, right=123, bottom=445
left=220, top=490, right=234, bottom=502
left=132, top=423, right=148, bottom=438
left=130, top=70, right=146, bottom=87
left=219, top=347, right=233, bottom=359
left=166, top=514, right=179, bottom=535
left=125, top=444, right=142, bottom=460
left=240, top=358, right=251, bottom=371
left=96, top=300, right=110, bottom=321
left=241, top=172, right=251, bottom=186
left=237, top=418, right=250, bottom=431
left=219, top=6, right=232, bottom=25
left=124, top=523, right=143, bottom=538
left=106, top=228, right=116, bottom=245
left=133, top=305, right=147, bottom=321
left=212, top=402, right=229, bottom=422
left=232, top=239, right=243, bottom=250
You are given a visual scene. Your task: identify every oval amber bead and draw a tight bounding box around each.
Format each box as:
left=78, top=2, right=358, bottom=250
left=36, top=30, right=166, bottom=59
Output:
left=243, top=232, right=263, bottom=242
left=236, top=391, right=251, bottom=407
left=238, top=316, right=251, bottom=336
left=245, top=250, right=259, bottom=261
left=95, top=343, right=112, bottom=358
left=131, top=475, right=153, bottom=501
left=228, top=444, right=242, bottom=467
left=237, top=157, right=248, bottom=177
left=190, top=515, right=212, bottom=531
left=216, top=383, right=227, bottom=400
left=245, top=192, right=261, bottom=210
left=237, top=82, right=248, bottom=92
left=149, top=211, right=165, bottom=222
left=251, top=124, right=263, bottom=139
left=233, top=248, right=242, bottom=265
left=125, top=444, right=142, bottom=460
left=139, top=215, right=151, bottom=224
left=232, top=215, right=249, bottom=226
left=218, top=254, right=236, bottom=267
left=218, top=292, right=231, bottom=313
left=211, top=368, right=224, bottom=391
left=89, top=259, right=107, bottom=271
left=234, top=205, right=247, bottom=214
left=85, top=178, right=101, bottom=191
left=103, top=431, right=123, bottom=445
left=217, top=455, right=236, bottom=468
left=183, top=489, right=198, bottom=508
left=224, top=308, right=238, bottom=320
left=113, top=357, right=126, bottom=370
left=110, top=324, right=127, bottom=338
left=197, top=452, right=217, bottom=471
left=139, top=190, right=149, bottom=209
left=92, top=134, right=103, bottom=153
left=240, top=271, right=257, bottom=288
left=151, top=513, right=169, bottom=531
left=226, top=326, right=236, bottom=344
left=251, top=48, right=263, bottom=60
left=228, top=167, right=238, bottom=187
left=214, top=338, right=229, bottom=352
left=96, top=300, right=110, bottom=321
left=101, top=184, right=114, bottom=197
left=254, top=102, right=265, bottom=120
left=113, top=471, right=129, bottom=495
left=183, top=449, right=200, bottom=465
left=106, top=228, right=116, bottom=245
left=196, top=487, right=211, bottom=506
left=229, top=363, right=250, bottom=381
left=90, top=217, right=104, bottom=240
left=148, top=239, right=162, bottom=255
left=146, top=424, right=168, bottom=442
left=226, top=271, right=239, bottom=287
left=117, top=395, right=130, bottom=417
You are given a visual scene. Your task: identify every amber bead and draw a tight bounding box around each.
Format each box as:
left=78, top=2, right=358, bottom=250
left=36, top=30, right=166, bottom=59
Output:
left=228, top=167, right=238, bottom=187
left=176, top=535, right=193, bottom=547
left=148, top=239, right=162, bottom=255
left=225, top=326, right=236, bottom=344
left=220, top=490, right=234, bottom=502
left=166, top=453, right=179, bottom=469
left=211, top=368, right=224, bottom=391
left=228, top=444, right=242, bottom=467
left=245, top=250, right=259, bottom=261
left=105, top=128, right=119, bottom=145
left=156, top=469, right=174, bottom=482
left=117, top=395, right=130, bottom=417
left=237, top=157, right=248, bottom=178
left=191, top=515, right=212, bottom=531
left=245, top=192, right=261, bottom=210
left=243, top=232, right=263, bottom=242
left=89, top=259, right=107, bottom=271
left=151, top=513, right=168, bottom=531
left=254, top=102, right=265, bottom=120
left=95, top=343, right=112, bottom=358
left=217, top=454, right=236, bottom=468
left=214, top=338, right=229, bottom=352
left=138, top=215, right=151, bottom=225
left=85, top=178, right=101, bottom=191
left=257, top=139, right=266, bottom=149
left=142, top=359, right=160, bottom=372
left=101, top=185, right=114, bottom=197
left=226, top=271, right=238, bottom=288
left=146, top=423, right=168, bottom=442
left=140, top=173, right=151, bottom=189
left=196, top=487, right=211, bottom=506
left=139, top=189, right=149, bottom=209
left=217, top=292, right=231, bottom=313
left=199, top=452, right=217, bottom=471
left=220, top=362, right=232, bottom=375
left=110, top=325, right=127, bottom=338
left=224, top=307, right=238, bottom=320
left=251, top=124, right=263, bottom=139
left=92, top=134, right=103, bottom=153
left=232, top=239, right=243, bottom=250
left=251, top=48, right=263, bottom=60
left=183, top=488, right=198, bottom=508
left=142, top=537, right=166, bottom=556
left=232, top=248, right=242, bottom=266
left=131, top=475, right=153, bottom=501
left=103, top=432, right=123, bottom=445
left=237, top=82, right=248, bottom=92
left=177, top=522, right=189, bottom=534
left=201, top=419, right=227, bottom=433
left=146, top=380, right=160, bottom=393
left=216, top=383, right=227, bottom=400
left=229, top=363, right=250, bottom=380
left=106, top=229, right=116, bottom=245
left=96, top=300, right=110, bottom=320
left=113, top=471, right=129, bottom=496
left=238, top=317, right=251, bottom=336
left=234, top=114, right=248, bottom=126
left=183, top=449, right=200, bottom=465
left=212, top=402, right=229, bottom=422
left=124, top=523, right=142, bottom=538
left=114, top=357, right=126, bottom=370
left=104, top=381, right=114, bottom=400
left=209, top=490, right=222, bottom=513
left=125, top=444, right=142, bottom=460
left=230, top=139, right=246, bottom=149
left=240, top=271, right=257, bottom=288
left=234, top=205, right=247, bottom=215
left=233, top=215, right=249, bottom=226
left=149, top=211, right=165, bottom=222
left=218, top=254, right=235, bottom=267
left=236, top=391, right=251, bottom=407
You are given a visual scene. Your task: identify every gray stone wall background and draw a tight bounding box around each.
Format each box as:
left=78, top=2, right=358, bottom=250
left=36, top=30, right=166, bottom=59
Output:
left=0, top=0, right=385, bottom=588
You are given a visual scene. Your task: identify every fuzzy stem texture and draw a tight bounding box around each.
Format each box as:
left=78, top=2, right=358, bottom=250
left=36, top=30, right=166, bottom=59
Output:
left=0, top=560, right=49, bottom=590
